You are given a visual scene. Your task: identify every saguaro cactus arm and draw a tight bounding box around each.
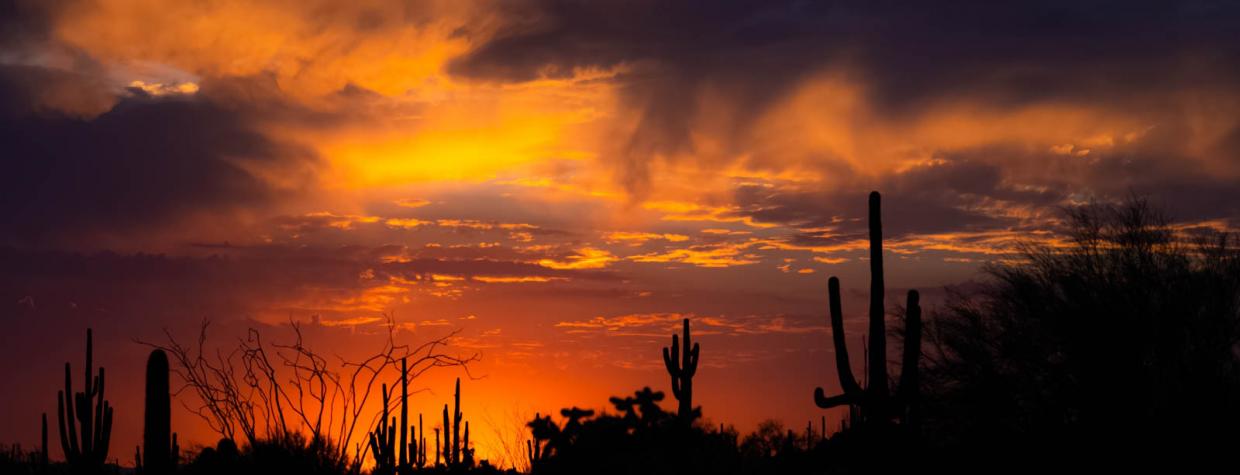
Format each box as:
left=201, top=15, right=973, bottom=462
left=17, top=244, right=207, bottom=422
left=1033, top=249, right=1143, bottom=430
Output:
left=898, top=289, right=922, bottom=425
left=815, top=277, right=865, bottom=409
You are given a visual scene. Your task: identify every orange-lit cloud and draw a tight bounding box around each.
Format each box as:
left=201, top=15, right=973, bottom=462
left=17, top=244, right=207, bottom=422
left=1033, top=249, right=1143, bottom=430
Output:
left=5, top=0, right=1240, bottom=467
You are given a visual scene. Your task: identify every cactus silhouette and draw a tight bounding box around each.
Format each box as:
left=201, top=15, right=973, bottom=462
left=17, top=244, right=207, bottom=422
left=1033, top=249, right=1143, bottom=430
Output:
left=399, top=358, right=409, bottom=472
left=526, top=438, right=541, bottom=469
left=56, top=328, right=113, bottom=474
left=142, top=349, right=174, bottom=475
left=40, top=413, right=48, bottom=470
left=441, top=404, right=449, bottom=466
left=368, top=383, right=397, bottom=475
left=662, top=318, right=700, bottom=421
left=413, top=412, right=426, bottom=469
left=452, top=378, right=462, bottom=466
left=813, top=191, right=922, bottom=429
left=463, top=420, right=473, bottom=468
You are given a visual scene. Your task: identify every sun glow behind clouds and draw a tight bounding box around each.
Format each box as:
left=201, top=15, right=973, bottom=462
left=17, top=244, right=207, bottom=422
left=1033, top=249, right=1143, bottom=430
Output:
left=7, top=0, right=1240, bottom=468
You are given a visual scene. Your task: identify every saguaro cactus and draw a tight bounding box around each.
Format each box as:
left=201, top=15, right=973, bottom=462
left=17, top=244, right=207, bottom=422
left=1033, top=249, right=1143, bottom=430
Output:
left=413, top=413, right=426, bottom=468
left=143, top=349, right=174, bottom=475
left=441, top=405, right=450, bottom=465
left=662, top=318, right=700, bottom=421
left=813, top=191, right=923, bottom=428
left=451, top=378, right=462, bottom=466
left=369, top=383, right=397, bottom=475
left=433, top=428, right=440, bottom=467
left=40, top=413, right=48, bottom=470
left=399, top=358, right=408, bottom=471
left=56, top=328, right=113, bottom=474
left=462, top=421, right=473, bottom=467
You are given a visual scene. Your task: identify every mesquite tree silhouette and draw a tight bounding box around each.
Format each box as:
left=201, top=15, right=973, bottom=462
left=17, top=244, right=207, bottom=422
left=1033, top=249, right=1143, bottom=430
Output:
left=922, top=196, right=1240, bottom=465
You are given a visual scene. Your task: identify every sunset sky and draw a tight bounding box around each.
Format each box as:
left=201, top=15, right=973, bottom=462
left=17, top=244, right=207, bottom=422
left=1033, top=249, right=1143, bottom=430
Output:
left=3, top=0, right=1240, bottom=468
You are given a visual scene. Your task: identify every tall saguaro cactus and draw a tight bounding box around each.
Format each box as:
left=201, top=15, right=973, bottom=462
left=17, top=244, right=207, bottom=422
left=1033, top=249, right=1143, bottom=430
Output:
left=40, top=413, right=49, bottom=470
left=143, top=349, right=174, bottom=475
left=399, top=358, right=408, bottom=471
left=663, top=318, right=700, bottom=421
left=813, top=191, right=923, bottom=429
left=57, top=328, right=113, bottom=474
left=451, top=378, right=463, bottom=466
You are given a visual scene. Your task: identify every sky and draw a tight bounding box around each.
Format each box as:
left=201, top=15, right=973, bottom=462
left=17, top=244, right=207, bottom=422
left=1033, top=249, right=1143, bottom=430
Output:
left=2, top=0, right=1240, bottom=468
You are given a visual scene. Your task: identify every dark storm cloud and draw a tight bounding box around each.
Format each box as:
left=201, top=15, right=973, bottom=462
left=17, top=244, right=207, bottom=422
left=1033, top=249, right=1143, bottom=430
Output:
left=0, top=65, right=319, bottom=245
left=452, top=0, right=1240, bottom=192
left=454, top=0, right=1240, bottom=107
left=0, top=0, right=60, bottom=48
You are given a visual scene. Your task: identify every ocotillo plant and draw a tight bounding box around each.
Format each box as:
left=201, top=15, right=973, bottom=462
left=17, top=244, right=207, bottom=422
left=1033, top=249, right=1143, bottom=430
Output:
left=143, top=349, right=174, bottom=475
left=662, top=318, right=700, bottom=421
left=56, top=328, right=113, bottom=474
left=813, top=191, right=923, bottom=429
left=369, top=383, right=397, bottom=475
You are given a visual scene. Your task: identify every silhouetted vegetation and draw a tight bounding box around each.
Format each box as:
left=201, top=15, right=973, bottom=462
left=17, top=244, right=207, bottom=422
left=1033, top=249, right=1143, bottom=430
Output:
left=662, top=318, right=701, bottom=422
left=11, top=192, right=1240, bottom=473
left=810, top=192, right=922, bottom=470
left=137, top=349, right=178, bottom=475
left=57, top=329, right=114, bottom=475
left=920, top=196, right=1240, bottom=468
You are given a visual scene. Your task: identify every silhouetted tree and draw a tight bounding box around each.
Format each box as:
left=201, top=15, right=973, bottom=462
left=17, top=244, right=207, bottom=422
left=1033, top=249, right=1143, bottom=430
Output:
left=923, top=196, right=1240, bottom=464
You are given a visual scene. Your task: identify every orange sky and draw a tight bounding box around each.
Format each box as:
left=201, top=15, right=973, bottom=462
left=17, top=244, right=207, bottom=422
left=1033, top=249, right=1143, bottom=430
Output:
left=3, top=0, right=1240, bottom=469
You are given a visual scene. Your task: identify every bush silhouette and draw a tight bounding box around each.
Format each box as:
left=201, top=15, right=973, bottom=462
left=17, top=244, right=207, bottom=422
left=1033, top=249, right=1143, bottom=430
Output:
left=923, top=197, right=1240, bottom=467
